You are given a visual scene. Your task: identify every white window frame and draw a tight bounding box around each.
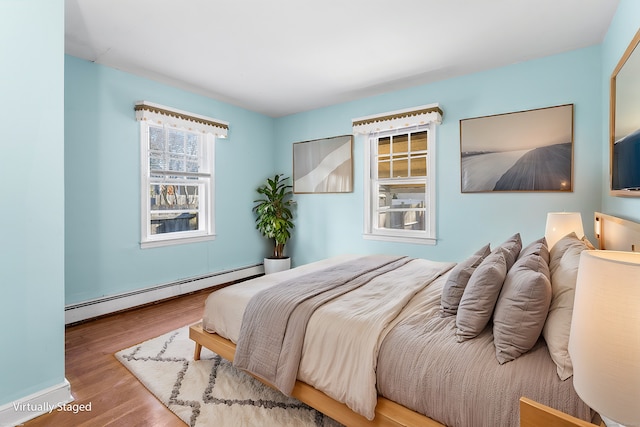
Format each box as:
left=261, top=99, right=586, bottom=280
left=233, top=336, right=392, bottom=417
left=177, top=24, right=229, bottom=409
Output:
left=139, top=122, right=216, bottom=248
left=363, top=123, right=437, bottom=245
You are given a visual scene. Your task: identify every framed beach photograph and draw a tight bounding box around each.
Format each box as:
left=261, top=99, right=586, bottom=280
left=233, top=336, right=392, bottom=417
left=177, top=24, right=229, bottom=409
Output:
left=460, top=104, right=574, bottom=193
left=293, top=135, right=353, bottom=193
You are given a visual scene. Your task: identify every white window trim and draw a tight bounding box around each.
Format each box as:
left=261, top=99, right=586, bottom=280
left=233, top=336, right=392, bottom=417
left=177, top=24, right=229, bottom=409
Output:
left=139, top=122, right=216, bottom=249
left=362, top=123, right=437, bottom=245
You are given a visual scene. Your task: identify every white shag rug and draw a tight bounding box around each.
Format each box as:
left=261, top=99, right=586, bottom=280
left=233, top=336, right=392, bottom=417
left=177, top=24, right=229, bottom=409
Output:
left=115, top=325, right=343, bottom=427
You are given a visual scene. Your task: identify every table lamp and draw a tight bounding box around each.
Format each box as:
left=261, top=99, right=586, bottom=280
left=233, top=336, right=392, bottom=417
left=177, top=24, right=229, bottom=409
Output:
left=569, top=250, right=640, bottom=427
left=545, top=212, right=585, bottom=249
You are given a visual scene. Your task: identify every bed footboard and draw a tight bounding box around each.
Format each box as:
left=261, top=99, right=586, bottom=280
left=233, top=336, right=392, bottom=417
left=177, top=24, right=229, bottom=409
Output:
left=520, top=397, right=601, bottom=427
left=189, top=322, right=444, bottom=427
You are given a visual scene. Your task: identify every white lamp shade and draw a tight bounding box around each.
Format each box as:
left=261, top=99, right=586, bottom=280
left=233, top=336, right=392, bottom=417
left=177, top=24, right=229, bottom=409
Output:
left=545, top=212, right=585, bottom=249
left=568, top=250, right=640, bottom=427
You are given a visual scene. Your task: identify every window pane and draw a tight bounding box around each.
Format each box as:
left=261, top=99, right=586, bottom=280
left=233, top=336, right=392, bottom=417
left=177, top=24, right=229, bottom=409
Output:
left=410, top=156, right=427, bottom=176
left=186, top=133, right=199, bottom=156
left=376, top=183, right=426, bottom=231
left=411, top=131, right=428, bottom=152
left=393, top=159, right=408, bottom=177
left=168, top=154, right=185, bottom=172
left=150, top=212, right=198, bottom=235
left=149, top=153, right=165, bottom=171
left=168, top=130, right=185, bottom=154
left=149, top=183, right=201, bottom=235
left=377, top=183, right=425, bottom=207
left=186, top=160, right=199, bottom=173
left=377, top=209, right=424, bottom=231
left=149, top=127, right=165, bottom=151
left=392, top=134, right=409, bottom=154
left=150, top=184, right=199, bottom=210
left=378, top=137, right=390, bottom=155
left=378, top=160, right=390, bottom=178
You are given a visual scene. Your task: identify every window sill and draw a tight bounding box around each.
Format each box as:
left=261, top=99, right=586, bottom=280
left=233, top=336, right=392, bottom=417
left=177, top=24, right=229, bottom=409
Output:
left=140, top=234, right=216, bottom=249
left=362, top=233, right=436, bottom=245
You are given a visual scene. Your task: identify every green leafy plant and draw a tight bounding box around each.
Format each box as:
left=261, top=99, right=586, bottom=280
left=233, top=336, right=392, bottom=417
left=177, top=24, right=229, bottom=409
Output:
left=253, top=174, right=295, bottom=258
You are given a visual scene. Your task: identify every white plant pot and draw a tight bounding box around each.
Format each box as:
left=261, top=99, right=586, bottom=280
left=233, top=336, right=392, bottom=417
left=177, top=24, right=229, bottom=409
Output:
left=264, top=257, right=291, bottom=275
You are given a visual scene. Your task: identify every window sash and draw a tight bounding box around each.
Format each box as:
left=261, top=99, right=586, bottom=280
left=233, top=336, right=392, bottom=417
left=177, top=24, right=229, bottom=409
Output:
left=373, top=178, right=428, bottom=235
left=140, top=122, right=214, bottom=247
left=364, top=123, right=436, bottom=243
left=377, top=130, right=428, bottom=179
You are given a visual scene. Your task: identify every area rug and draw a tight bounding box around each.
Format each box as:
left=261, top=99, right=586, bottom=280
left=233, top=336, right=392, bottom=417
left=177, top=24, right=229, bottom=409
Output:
left=115, top=325, right=343, bottom=427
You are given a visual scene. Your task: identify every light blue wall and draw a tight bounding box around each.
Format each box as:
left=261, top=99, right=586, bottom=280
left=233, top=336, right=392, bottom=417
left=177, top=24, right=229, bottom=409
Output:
left=65, top=56, right=276, bottom=304
left=601, top=0, right=640, bottom=220
left=276, top=47, right=603, bottom=265
left=0, top=0, right=65, bottom=406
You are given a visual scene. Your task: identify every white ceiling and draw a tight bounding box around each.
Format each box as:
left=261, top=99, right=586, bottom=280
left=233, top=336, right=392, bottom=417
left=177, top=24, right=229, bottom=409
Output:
left=65, top=0, right=619, bottom=118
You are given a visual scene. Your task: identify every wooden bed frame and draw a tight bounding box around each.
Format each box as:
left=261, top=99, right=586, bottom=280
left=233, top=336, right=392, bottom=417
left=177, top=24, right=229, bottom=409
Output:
left=189, top=322, right=444, bottom=427
left=594, top=211, right=640, bottom=251
left=189, top=212, right=640, bottom=426
left=519, top=397, right=602, bottom=427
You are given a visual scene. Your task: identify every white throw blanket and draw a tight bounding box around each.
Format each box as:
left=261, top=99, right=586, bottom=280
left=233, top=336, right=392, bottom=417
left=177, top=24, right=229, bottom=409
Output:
left=202, top=255, right=454, bottom=420
left=296, top=258, right=454, bottom=419
left=234, top=255, right=412, bottom=396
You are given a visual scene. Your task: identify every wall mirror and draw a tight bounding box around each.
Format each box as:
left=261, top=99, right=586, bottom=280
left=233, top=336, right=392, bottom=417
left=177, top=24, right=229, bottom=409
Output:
left=610, top=28, right=640, bottom=196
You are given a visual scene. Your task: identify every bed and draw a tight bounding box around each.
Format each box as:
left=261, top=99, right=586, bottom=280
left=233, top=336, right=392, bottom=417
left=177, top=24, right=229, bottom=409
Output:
left=189, top=212, right=639, bottom=427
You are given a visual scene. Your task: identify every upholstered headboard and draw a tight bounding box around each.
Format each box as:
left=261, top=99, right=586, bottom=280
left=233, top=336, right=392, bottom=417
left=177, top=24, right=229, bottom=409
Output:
left=594, top=212, right=640, bottom=251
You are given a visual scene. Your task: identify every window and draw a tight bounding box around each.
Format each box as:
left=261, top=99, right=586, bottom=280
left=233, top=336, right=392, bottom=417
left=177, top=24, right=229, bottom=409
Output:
left=135, top=101, right=228, bottom=248
left=354, top=104, right=442, bottom=244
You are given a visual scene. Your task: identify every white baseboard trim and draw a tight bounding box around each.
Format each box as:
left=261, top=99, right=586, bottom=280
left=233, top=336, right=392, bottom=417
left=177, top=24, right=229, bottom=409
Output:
left=0, top=379, right=73, bottom=427
left=65, top=263, right=263, bottom=324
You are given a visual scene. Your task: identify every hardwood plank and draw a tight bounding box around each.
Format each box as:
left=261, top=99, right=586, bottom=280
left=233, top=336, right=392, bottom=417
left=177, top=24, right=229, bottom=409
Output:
left=23, top=289, right=212, bottom=426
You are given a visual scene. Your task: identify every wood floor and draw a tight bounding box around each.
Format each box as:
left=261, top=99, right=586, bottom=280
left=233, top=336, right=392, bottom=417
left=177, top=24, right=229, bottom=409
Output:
left=23, top=289, right=215, bottom=427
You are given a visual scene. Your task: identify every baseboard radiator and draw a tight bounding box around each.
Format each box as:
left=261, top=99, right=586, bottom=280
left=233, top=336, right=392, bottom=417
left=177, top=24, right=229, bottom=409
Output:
left=65, top=263, right=263, bottom=324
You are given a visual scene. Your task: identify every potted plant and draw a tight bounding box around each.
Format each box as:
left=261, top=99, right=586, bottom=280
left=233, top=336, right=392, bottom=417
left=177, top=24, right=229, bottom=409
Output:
left=253, top=173, right=295, bottom=274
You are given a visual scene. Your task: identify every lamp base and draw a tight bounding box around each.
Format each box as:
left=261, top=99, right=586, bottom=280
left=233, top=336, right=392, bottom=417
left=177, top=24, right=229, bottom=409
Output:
left=601, top=414, right=632, bottom=427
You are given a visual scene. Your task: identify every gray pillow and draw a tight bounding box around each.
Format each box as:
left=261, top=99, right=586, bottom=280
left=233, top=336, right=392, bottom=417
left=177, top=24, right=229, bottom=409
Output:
left=493, top=247, right=552, bottom=364
left=517, top=237, right=549, bottom=264
left=456, top=247, right=508, bottom=342
left=440, top=244, right=491, bottom=317
left=500, top=233, right=523, bottom=270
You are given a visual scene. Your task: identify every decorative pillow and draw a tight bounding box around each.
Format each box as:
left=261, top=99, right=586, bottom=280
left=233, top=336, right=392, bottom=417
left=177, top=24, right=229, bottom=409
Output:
left=543, top=239, right=589, bottom=380
left=499, top=233, right=523, bottom=271
left=517, top=237, right=549, bottom=264
left=493, top=244, right=552, bottom=364
left=440, top=244, right=491, bottom=317
left=548, top=232, right=581, bottom=276
left=456, top=247, right=508, bottom=342
left=582, top=236, right=596, bottom=250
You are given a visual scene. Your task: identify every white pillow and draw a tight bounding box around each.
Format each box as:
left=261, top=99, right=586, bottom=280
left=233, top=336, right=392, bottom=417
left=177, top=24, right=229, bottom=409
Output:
left=543, top=238, right=589, bottom=380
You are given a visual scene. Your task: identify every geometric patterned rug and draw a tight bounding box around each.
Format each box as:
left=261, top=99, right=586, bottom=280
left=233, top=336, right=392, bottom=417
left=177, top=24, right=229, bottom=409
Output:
left=115, top=325, right=343, bottom=427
